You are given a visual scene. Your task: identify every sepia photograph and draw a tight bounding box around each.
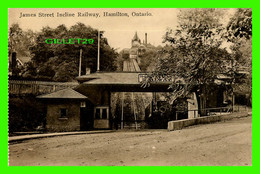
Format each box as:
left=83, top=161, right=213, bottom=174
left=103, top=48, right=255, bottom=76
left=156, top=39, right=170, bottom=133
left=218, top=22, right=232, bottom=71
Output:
left=8, top=8, right=252, bottom=166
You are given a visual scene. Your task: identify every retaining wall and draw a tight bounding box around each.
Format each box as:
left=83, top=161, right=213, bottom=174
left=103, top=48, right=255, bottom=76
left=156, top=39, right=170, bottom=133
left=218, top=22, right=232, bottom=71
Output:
left=168, top=111, right=252, bottom=131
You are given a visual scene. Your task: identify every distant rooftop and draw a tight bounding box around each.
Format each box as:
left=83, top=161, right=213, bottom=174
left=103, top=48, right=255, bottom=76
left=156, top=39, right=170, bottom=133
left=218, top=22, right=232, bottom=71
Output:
left=17, top=56, right=31, bottom=65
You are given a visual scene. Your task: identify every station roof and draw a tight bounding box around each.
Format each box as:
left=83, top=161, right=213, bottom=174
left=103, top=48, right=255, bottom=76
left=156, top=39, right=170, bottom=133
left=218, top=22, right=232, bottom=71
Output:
left=37, top=88, right=87, bottom=99
left=75, top=72, right=173, bottom=92
left=76, top=72, right=173, bottom=85
left=76, top=72, right=142, bottom=85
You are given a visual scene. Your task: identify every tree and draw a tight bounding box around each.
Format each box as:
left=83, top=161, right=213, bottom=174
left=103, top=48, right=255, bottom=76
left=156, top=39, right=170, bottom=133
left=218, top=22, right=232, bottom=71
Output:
left=8, top=23, right=23, bottom=57
left=226, top=8, right=252, bottom=41
left=8, top=24, right=37, bottom=60
left=139, top=46, right=161, bottom=72
left=9, top=96, right=46, bottom=132
left=143, top=9, right=233, bottom=112
left=225, top=8, right=252, bottom=105
left=8, top=24, right=37, bottom=76
left=23, top=23, right=118, bottom=81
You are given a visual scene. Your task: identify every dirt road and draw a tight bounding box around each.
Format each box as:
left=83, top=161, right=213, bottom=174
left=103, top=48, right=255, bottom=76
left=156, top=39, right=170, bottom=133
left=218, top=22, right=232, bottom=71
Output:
left=9, top=116, right=252, bottom=166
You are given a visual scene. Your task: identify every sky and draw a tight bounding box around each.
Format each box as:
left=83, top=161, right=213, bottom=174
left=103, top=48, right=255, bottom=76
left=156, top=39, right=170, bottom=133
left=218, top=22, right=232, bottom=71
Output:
left=8, top=8, right=236, bottom=51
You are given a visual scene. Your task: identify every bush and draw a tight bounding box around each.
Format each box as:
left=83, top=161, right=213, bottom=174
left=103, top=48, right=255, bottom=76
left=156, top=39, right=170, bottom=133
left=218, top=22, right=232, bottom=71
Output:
left=9, top=95, right=46, bottom=133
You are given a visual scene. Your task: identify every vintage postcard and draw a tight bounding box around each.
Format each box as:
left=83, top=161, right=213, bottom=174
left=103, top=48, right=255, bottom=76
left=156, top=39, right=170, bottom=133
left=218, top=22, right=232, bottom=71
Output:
left=8, top=8, right=252, bottom=166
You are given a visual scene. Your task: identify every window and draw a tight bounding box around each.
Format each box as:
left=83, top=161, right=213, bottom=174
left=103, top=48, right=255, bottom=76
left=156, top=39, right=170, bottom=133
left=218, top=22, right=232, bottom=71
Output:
left=94, top=107, right=109, bottom=119
left=80, top=101, right=86, bottom=107
left=60, top=108, right=67, bottom=118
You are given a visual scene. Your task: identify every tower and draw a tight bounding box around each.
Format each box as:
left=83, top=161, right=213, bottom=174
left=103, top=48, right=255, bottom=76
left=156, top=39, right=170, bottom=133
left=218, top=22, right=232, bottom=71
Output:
left=131, top=31, right=141, bottom=47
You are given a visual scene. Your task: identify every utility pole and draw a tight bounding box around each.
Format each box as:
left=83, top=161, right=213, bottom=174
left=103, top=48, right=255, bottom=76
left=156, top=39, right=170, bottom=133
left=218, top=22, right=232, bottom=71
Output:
left=97, top=30, right=100, bottom=72
left=121, top=92, right=124, bottom=129
left=79, top=48, right=82, bottom=76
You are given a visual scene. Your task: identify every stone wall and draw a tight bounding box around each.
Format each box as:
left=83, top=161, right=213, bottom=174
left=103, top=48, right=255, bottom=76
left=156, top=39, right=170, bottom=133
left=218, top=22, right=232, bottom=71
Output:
left=168, top=111, right=251, bottom=131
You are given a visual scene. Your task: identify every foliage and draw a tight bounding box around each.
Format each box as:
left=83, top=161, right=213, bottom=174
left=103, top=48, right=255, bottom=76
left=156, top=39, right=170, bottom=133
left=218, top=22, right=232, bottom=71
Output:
left=8, top=23, right=37, bottom=58
left=20, top=23, right=118, bottom=81
left=9, top=24, right=37, bottom=59
left=9, top=96, right=46, bottom=133
left=144, top=9, right=232, bottom=103
left=116, top=49, right=131, bottom=71
left=139, top=46, right=161, bottom=72
left=8, top=24, right=37, bottom=76
left=226, top=8, right=252, bottom=41
left=142, top=8, right=252, bottom=107
left=225, top=9, right=252, bottom=105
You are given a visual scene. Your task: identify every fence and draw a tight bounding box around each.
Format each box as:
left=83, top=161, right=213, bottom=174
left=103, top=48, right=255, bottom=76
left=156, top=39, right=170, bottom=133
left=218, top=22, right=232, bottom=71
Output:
left=9, top=80, right=78, bottom=96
